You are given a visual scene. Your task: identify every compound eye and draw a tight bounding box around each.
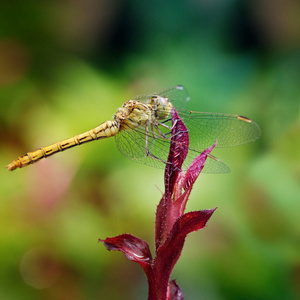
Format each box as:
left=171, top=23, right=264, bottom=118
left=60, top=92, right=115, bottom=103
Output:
left=156, top=96, right=169, bottom=107
left=155, top=96, right=171, bottom=120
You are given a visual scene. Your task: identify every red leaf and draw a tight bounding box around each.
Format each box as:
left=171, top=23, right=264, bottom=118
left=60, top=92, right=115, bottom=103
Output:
left=167, top=280, right=184, bottom=300
left=99, top=234, right=152, bottom=264
left=183, top=142, right=217, bottom=191
left=154, top=209, right=217, bottom=298
left=156, top=109, right=190, bottom=249
left=164, top=109, right=189, bottom=197
left=100, top=234, right=157, bottom=299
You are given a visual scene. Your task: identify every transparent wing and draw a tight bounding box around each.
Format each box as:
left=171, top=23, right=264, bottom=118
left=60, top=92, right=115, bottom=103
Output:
left=115, top=125, right=169, bottom=169
left=134, top=85, right=190, bottom=109
left=134, top=85, right=260, bottom=148
left=120, top=85, right=260, bottom=173
left=115, top=122, right=231, bottom=173
left=156, top=85, right=190, bottom=109
left=177, top=110, right=261, bottom=150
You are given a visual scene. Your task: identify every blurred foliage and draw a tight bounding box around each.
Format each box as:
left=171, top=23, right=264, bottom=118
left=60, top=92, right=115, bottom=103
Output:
left=0, top=0, right=299, bottom=299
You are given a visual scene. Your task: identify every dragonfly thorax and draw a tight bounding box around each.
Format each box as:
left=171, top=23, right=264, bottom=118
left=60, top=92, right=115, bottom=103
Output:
left=150, top=95, right=172, bottom=121
left=116, top=100, right=151, bottom=131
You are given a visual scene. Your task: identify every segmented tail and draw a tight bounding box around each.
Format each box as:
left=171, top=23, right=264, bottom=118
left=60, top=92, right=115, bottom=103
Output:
left=7, top=120, right=119, bottom=171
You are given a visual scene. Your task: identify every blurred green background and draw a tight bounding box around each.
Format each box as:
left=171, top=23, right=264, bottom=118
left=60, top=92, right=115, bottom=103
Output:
left=0, top=0, right=299, bottom=299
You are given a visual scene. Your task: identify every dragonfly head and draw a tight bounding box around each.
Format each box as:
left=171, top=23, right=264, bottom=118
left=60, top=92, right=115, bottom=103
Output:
left=151, top=95, right=172, bottom=120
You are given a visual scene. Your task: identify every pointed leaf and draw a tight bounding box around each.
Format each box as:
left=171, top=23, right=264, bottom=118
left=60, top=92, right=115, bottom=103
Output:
left=168, top=280, right=184, bottom=300
left=183, top=142, right=217, bottom=191
left=154, top=209, right=217, bottom=298
left=99, top=234, right=152, bottom=264
left=99, top=234, right=157, bottom=298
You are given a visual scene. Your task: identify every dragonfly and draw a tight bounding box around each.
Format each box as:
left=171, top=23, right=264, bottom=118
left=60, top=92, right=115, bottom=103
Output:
left=6, top=85, right=261, bottom=173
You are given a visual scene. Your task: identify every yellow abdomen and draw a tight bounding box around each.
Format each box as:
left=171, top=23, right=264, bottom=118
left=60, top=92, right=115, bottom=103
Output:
left=7, top=120, right=119, bottom=171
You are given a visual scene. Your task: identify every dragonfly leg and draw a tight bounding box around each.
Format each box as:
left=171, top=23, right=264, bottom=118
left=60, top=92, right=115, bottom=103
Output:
left=144, top=125, right=167, bottom=159
left=149, top=122, right=171, bottom=139
left=145, top=146, right=181, bottom=171
left=144, top=124, right=182, bottom=171
left=153, top=120, right=189, bottom=140
left=159, top=119, right=172, bottom=129
left=155, top=125, right=170, bottom=139
left=159, top=118, right=178, bottom=130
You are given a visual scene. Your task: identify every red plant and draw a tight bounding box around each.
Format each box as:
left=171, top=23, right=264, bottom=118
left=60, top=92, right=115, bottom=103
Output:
left=99, top=108, right=217, bottom=300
